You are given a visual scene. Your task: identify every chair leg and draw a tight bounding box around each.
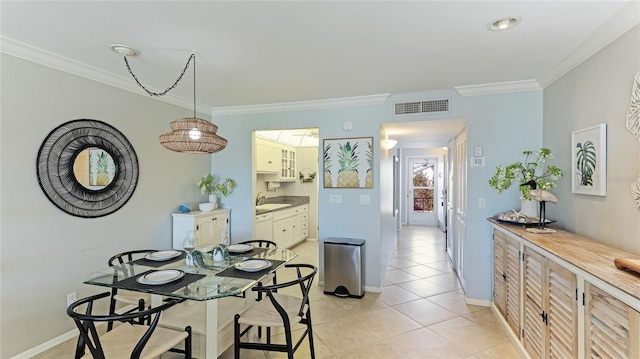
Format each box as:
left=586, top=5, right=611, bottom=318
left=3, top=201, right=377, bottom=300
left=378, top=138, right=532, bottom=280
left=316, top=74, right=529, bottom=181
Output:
left=184, top=326, right=192, bottom=359
left=284, top=323, right=294, bottom=359
left=234, top=314, right=241, bottom=359
left=306, top=309, right=316, bottom=359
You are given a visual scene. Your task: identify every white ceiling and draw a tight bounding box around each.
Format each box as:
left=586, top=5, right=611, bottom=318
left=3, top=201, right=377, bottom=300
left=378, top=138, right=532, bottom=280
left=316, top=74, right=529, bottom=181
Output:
left=2, top=1, right=637, bottom=146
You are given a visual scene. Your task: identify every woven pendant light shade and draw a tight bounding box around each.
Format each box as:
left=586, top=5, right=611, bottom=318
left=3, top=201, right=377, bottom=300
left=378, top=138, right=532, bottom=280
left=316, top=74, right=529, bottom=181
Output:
left=159, top=117, right=227, bottom=154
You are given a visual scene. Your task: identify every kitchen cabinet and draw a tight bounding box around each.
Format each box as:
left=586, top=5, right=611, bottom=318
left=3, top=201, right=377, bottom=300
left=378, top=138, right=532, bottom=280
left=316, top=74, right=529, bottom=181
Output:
left=270, top=204, right=308, bottom=248
left=490, top=220, right=640, bottom=359
left=256, top=138, right=279, bottom=173
left=279, top=145, right=296, bottom=181
left=493, top=230, right=520, bottom=335
left=172, top=209, right=230, bottom=249
left=584, top=282, right=640, bottom=358
left=254, top=212, right=273, bottom=241
left=523, top=247, right=577, bottom=359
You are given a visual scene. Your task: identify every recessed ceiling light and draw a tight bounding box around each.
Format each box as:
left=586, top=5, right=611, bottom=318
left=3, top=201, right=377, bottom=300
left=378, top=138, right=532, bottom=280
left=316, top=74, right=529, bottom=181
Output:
left=110, top=44, right=140, bottom=56
left=488, top=16, right=521, bottom=31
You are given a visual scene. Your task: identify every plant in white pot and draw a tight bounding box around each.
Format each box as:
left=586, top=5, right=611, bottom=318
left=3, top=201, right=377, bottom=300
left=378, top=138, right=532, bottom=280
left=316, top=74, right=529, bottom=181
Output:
left=488, top=148, right=563, bottom=218
left=198, top=173, right=237, bottom=210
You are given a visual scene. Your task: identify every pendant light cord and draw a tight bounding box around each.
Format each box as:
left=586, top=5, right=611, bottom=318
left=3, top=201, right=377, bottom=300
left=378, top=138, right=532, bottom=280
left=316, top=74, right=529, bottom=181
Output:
left=123, top=52, right=196, bottom=98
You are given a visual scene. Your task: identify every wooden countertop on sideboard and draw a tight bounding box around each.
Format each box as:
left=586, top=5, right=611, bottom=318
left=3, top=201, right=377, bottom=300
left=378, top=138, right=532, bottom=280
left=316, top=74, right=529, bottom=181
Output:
left=488, top=218, right=640, bottom=302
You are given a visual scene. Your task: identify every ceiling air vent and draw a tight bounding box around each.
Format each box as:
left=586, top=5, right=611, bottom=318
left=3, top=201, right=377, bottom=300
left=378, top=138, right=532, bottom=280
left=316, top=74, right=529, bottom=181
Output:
left=394, top=99, right=449, bottom=115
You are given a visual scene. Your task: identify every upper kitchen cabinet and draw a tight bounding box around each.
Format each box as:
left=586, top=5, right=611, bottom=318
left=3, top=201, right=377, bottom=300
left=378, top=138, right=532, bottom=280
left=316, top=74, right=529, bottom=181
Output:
left=256, top=137, right=280, bottom=174
left=279, top=144, right=296, bottom=181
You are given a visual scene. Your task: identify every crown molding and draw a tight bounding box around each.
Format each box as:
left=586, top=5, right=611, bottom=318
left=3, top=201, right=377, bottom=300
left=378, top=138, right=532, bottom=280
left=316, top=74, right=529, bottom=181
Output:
left=455, top=80, right=541, bottom=97
left=538, top=1, right=640, bottom=88
left=211, top=93, right=390, bottom=116
left=0, top=36, right=211, bottom=114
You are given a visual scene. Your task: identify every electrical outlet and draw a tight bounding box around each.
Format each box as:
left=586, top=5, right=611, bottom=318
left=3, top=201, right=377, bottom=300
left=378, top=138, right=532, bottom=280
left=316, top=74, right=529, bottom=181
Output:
left=330, top=194, right=342, bottom=204
left=67, top=292, right=77, bottom=308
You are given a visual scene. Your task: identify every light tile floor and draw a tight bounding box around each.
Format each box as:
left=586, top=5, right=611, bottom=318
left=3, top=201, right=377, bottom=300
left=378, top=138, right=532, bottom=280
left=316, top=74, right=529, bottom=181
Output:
left=34, top=225, right=520, bottom=358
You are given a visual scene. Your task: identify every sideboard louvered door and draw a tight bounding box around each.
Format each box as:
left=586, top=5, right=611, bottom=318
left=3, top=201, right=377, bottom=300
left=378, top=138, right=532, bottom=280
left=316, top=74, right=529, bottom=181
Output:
left=494, top=232, right=507, bottom=317
left=585, top=282, right=640, bottom=359
left=505, top=238, right=520, bottom=334
left=546, top=260, right=578, bottom=358
left=493, top=230, right=521, bottom=335
left=524, top=248, right=546, bottom=359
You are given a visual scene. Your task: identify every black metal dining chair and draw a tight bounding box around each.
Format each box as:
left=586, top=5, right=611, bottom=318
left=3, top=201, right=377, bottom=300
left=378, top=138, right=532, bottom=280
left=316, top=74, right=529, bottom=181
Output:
left=234, top=263, right=317, bottom=359
left=107, top=249, right=156, bottom=330
left=67, top=291, right=192, bottom=359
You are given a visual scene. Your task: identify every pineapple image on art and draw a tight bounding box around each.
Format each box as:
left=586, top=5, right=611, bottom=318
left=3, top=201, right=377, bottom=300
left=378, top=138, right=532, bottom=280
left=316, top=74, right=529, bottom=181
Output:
left=365, top=141, right=373, bottom=188
left=323, top=143, right=333, bottom=187
left=96, top=151, right=110, bottom=186
left=337, top=141, right=360, bottom=188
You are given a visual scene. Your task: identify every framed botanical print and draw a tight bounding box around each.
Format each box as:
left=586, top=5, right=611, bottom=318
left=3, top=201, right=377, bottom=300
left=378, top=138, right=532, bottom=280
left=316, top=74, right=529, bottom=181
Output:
left=323, top=137, right=373, bottom=188
left=571, top=123, right=607, bottom=196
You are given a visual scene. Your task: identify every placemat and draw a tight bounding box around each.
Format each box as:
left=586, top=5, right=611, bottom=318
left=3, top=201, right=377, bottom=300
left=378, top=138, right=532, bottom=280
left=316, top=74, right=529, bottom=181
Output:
left=111, top=270, right=205, bottom=293
left=130, top=251, right=185, bottom=268
left=217, top=260, right=285, bottom=280
left=229, top=246, right=269, bottom=258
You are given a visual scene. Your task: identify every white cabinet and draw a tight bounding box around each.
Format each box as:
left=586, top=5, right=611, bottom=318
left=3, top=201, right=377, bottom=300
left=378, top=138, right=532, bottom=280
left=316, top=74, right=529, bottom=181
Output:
left=270, top=204, right=308, bottom=248
left=256, top=138, right=279, bottom=173
left=172, top=209, right=230, bottom=249
left=279, top=145, right=296, bottom=181
left=254, top=212, right=273, bottom=241
left=493, top=230, right=520, bottom=335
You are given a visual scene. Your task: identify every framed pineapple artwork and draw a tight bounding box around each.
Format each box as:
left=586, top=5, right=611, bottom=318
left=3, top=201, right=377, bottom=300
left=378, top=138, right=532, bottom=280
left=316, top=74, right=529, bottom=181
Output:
left=323, top=137, right=374, bottom=188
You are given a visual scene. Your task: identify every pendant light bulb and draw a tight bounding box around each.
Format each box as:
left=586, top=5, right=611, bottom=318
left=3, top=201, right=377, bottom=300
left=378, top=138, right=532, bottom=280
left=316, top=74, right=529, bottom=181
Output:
left=189, top=128, right=202, bottom=140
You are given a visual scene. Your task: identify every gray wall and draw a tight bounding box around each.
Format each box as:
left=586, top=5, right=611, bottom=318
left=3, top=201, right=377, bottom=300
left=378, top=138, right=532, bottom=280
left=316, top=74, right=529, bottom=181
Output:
left=1, top=54, right=210, bottom=357
left=543, top=24, right=640, bottom=254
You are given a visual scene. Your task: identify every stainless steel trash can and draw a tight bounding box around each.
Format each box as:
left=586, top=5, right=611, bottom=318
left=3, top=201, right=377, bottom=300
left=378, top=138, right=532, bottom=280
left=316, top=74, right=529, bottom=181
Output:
left=324, top=237, right=365, bottom=298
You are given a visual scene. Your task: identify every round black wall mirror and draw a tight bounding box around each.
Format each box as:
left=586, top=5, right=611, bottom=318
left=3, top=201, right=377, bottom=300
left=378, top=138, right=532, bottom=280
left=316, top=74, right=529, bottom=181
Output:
left=36, top=119, right=139, bottom=218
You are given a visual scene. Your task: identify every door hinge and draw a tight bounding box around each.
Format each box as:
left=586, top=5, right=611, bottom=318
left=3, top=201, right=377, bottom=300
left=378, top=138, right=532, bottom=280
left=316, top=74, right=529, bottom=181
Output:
left=583, top=292, right=586, bottom=306
left=576, top=288, right=578, bottom=301
left=520, top=327, right=524, bottom=338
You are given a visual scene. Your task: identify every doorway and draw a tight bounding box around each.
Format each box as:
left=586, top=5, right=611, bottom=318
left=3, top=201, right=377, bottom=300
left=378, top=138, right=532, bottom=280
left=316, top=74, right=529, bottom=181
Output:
left=407, top=157, right=438, bottom=226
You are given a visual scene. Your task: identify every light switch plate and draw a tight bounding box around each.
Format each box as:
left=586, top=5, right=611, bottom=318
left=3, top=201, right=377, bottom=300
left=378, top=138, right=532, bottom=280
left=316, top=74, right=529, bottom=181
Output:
left=330, top=194, right=342, bottom=203
left=360, top=195, right=370, bottom=205
left=474, top=145, right=483, bottom=157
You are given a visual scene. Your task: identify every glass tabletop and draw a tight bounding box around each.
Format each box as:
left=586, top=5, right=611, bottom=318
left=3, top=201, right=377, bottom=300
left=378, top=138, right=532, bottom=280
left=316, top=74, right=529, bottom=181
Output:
left=83, top=247, right=297, bottom=301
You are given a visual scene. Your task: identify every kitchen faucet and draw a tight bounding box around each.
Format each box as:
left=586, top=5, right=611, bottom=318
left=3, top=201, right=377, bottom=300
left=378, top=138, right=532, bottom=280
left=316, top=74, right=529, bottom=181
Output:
left=256, top=192, right=267, bottom=206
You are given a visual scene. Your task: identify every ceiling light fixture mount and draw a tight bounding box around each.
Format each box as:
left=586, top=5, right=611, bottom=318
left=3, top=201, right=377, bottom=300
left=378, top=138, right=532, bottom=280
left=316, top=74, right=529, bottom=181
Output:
left=112, top=44, right=227, bottom=154
left=487, top=16, right=521, bottom=31
left=110, top=44, right=140, bottom=57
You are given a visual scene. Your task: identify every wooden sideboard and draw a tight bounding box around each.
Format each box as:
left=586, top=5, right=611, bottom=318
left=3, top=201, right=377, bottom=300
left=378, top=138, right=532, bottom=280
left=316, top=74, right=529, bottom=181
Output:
left=489, top=219, right=640, bottom=359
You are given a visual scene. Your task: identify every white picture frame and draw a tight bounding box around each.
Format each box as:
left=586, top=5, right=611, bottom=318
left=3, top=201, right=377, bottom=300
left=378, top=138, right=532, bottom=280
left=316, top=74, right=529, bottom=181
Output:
left=571, top=123, right=607, bottom=196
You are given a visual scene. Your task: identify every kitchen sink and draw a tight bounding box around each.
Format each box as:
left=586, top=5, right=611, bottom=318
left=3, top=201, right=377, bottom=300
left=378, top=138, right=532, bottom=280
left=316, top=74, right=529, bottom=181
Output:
left=255, top=203, right=292, bottom=211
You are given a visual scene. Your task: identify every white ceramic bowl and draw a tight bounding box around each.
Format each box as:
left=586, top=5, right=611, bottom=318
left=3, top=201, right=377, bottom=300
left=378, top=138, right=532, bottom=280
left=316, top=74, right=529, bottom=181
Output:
left=199, top=202, right=215, bottom=212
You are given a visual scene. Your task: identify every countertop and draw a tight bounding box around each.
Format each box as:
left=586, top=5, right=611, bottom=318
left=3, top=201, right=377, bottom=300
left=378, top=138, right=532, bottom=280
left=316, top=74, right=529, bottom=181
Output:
left=255, top=195, right=309, bottom=215
left=489, top=218, right=640, bottom=303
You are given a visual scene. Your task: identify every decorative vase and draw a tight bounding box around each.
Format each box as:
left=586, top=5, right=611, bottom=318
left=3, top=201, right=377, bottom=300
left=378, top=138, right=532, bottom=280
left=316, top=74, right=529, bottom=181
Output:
left=208, top=194, right=218, bottom=210
left=520, top=197, right=538, bottom=218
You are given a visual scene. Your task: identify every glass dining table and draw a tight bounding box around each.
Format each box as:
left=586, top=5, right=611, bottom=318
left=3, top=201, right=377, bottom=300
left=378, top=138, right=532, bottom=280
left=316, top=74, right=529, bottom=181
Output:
left=83, top=247, right=297, bottom=359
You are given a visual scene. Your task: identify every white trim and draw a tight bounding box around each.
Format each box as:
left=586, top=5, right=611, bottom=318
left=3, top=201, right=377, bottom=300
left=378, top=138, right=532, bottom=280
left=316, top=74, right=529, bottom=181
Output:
left=0, top=36, right=210, bottom=114
left=211, top=94, right=390, bottom=116
left=11, top=328, right=78, bottom=359
left=465, top=297, right=491, bottom=307
left=491, top=303, right=531, bottom=359
left=455, top=80, right=541, bottom=97
left=538, top=1, right=640, bottom=88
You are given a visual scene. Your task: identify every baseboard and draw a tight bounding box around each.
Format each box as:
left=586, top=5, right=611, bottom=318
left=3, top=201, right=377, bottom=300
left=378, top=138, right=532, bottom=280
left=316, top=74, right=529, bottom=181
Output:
left=11, top=328, right=78, bottom=359
left=490, top=303, right=531, bottom=359
left=11, top=305, right=134, bottom=359
left=465, top=297, right=491, bottom=307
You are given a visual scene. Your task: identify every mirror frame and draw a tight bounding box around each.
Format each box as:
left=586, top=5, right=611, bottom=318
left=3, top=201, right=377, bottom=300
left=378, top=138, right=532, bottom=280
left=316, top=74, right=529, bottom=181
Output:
left=37, top=119, right=139, bottom=218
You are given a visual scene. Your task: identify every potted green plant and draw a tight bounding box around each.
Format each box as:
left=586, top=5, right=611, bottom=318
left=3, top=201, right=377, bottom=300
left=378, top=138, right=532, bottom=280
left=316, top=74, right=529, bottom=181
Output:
left=489, top=148, right=563, bottom=216
left=198, top=173, right=237, bottom=208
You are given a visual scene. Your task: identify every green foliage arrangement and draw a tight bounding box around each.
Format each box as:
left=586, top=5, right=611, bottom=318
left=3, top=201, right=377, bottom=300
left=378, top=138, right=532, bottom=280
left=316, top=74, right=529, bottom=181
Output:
left=488, top=148, right=563, bottom=200
left=198, top=173, right=237, bottom=197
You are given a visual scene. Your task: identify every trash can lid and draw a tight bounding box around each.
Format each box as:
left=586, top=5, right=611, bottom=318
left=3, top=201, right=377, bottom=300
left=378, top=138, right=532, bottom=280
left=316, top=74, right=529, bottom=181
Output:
left=324, top=237, right=365, bottom=246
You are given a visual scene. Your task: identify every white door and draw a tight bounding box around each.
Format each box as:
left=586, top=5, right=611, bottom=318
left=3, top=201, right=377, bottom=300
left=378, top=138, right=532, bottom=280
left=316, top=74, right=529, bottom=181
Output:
left=408, top=158, right=438, bottom=226
left=446, top=138, right=455, bottom=264
left=453, top=128, right=467, bottom=284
